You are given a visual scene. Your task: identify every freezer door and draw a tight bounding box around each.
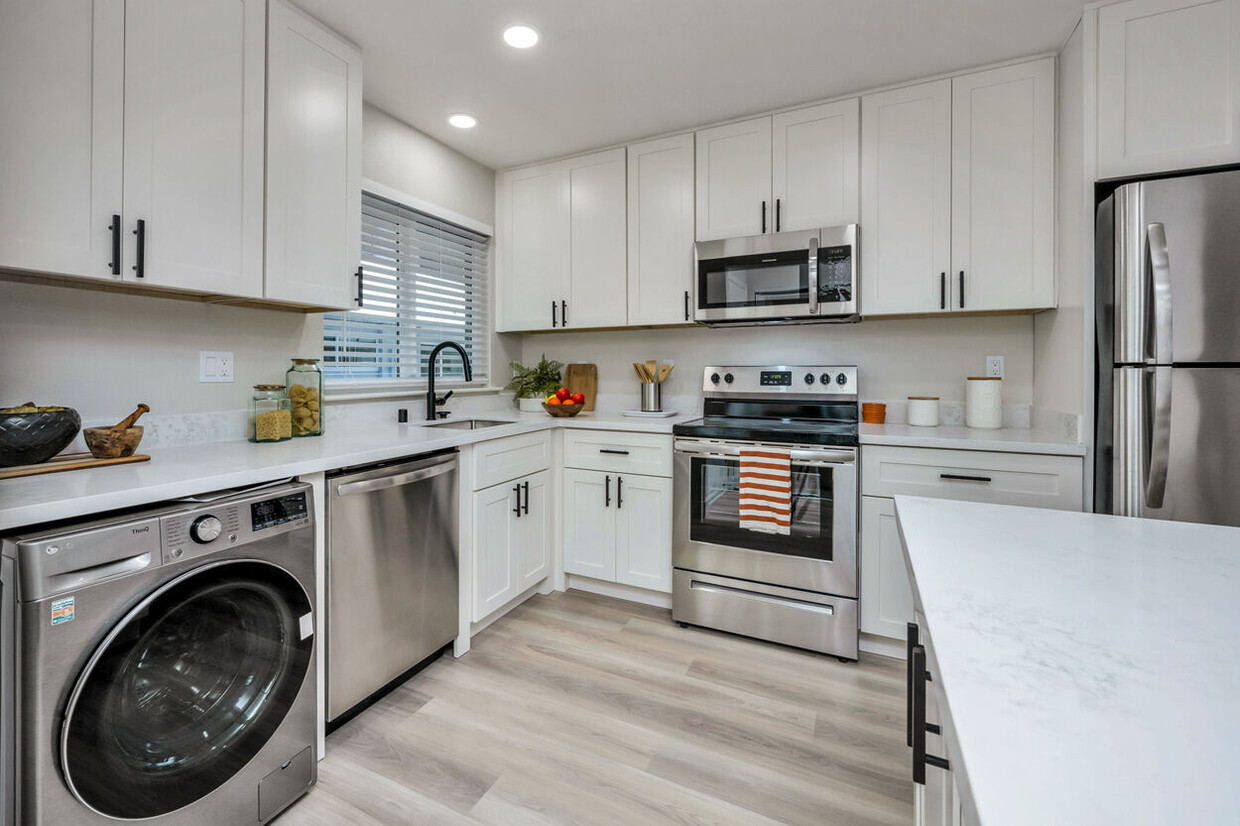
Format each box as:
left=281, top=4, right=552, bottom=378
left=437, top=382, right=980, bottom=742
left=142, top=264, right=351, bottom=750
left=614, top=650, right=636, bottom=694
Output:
left=1112, top=366, right=1240, bottom=526
left=1114, top=170, right=1240, bottom=364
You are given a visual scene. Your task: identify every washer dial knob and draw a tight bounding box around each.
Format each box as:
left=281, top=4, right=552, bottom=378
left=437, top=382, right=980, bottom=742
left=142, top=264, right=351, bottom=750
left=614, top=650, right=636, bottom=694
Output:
left=190, top=515, right=223, bottom=544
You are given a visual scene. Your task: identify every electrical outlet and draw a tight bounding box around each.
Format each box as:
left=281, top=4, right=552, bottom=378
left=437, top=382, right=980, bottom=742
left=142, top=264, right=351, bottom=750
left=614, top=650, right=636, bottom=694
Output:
left=985, top=355, right=1004, bottom=378
left=199, top=351, right=235, bottom=383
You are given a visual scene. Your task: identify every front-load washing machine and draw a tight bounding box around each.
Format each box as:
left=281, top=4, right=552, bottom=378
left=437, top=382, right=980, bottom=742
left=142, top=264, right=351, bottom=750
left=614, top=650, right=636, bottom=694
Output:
left=0, top=481, right=318, bottom=825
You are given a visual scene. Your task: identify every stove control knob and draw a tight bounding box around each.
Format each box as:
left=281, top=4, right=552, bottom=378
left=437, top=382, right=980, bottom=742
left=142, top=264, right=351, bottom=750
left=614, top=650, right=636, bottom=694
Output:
left=190, top=515, right=223, bottom=544
left=710, top=372, right=721, bottom=385
left=724, top=373, right=734, bottom=384
left=803, top=372, right=815, bottom=385
left=836, top=373, right=848, bottom=386
left=820, top=373, right=832, bottom=386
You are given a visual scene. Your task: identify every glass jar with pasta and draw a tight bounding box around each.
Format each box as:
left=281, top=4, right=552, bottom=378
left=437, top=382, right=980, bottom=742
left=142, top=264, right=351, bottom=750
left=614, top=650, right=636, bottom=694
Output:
left=286, top=358, right=324, bottom=437
left=250, top=385, right=292, bottom=443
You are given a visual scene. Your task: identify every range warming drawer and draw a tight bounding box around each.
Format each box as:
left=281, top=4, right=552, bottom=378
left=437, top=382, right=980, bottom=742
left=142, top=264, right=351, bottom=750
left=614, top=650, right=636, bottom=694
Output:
left=672, top=568, right=858, bottom=659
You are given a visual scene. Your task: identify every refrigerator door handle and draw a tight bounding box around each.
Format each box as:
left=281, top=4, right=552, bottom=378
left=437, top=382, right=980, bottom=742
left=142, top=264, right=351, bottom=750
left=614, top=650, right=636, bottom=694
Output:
left=1145, top=366, right=1172, bottom=509
left=1147, top=223, right=1174, bottom=364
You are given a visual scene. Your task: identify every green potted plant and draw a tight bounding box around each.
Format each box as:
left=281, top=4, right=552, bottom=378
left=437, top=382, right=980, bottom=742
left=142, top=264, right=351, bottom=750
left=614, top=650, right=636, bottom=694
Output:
left=505, top=355, right=564, bottom=412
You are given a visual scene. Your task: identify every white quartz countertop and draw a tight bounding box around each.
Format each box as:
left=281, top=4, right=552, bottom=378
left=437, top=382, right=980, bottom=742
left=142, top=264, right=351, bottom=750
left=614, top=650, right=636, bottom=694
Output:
left=0, top=410, right=699, bottom=532
left=860, top=423, right=1085, bottom=456
left=895, top=496, right=1240, bottom=826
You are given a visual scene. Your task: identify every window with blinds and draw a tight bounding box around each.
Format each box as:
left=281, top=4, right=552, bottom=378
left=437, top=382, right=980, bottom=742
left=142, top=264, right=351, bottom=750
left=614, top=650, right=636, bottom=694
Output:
left=323, top=192, right=489, bottom=385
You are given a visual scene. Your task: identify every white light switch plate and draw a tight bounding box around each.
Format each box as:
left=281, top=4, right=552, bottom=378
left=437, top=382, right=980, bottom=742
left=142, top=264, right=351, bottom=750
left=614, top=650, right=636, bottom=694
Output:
left=985, top=355, right=1004, bottom=378
left=199, top=350, right=234, bottom=383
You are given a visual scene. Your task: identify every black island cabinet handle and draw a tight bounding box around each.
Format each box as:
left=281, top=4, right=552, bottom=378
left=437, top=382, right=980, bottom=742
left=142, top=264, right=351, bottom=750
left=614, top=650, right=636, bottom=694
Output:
left=911, top=645, right=951, bottom=785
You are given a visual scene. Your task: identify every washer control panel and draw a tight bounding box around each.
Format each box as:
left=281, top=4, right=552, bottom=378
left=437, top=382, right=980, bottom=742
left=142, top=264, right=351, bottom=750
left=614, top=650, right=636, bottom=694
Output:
left=161, top=486, right=311, bottom=566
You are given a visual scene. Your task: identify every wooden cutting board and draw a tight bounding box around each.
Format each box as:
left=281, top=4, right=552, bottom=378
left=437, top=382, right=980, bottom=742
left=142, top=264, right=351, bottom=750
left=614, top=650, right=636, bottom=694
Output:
left=0, top=452, right=151, bottom=480
left=564, top=363, right=598, bottom=411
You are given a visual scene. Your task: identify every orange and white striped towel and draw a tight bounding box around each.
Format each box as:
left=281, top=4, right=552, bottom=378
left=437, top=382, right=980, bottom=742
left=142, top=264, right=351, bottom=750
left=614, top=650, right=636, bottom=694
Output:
left=738, top=447, right=791, bottom=535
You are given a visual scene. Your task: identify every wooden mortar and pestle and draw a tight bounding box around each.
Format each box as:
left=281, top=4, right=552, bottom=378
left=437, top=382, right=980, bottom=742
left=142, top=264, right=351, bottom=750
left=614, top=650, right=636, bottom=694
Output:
left=84, top=404, right=149, bottom=459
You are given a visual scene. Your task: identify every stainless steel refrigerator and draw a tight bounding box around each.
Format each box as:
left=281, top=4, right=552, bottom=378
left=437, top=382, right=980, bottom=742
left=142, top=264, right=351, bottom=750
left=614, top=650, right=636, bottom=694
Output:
left=1095, top=168, right=1240, bottom=526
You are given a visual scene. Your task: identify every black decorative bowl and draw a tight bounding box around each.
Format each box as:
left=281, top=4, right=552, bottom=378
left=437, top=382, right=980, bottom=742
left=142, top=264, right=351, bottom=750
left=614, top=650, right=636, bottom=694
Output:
left=0, top=408, right=81, bottom=467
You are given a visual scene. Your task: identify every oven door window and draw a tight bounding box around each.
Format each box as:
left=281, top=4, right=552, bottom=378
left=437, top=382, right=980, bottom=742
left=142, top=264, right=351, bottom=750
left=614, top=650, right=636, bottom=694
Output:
left=699, top=249, right=808, bottom=309
left=691, top=456, right=834, bottom=560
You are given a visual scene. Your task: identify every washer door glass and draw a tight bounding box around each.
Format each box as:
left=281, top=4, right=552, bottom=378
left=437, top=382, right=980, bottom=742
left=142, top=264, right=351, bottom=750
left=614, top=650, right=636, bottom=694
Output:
left=62, top=560, right=313, bottom=820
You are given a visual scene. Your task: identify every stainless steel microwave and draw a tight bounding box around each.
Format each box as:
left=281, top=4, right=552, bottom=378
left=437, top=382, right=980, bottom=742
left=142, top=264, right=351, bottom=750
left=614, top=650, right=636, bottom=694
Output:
left=692, top=225, right=858, bottom=326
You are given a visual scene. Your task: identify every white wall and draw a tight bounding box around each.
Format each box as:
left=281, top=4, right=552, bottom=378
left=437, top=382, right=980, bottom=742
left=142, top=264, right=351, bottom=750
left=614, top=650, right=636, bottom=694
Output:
left=522, top=316, right=1034, bottom=409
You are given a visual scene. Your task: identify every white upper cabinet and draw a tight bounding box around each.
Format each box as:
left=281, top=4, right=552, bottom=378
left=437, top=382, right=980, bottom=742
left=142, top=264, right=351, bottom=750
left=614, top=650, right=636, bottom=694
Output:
left=0, top=0, right=124, bottom=282
left=695, top=117, right=773, bottom=240
left=772, top=100, right=860, bottom=232
left=565, top=148, right=628, bottom=329
left=951, top=59, right=1055, bottom=312
left=498, top=163, right=567, bottom=331
left=627, top=134, right=696, bottom=326
left=121, top=0, right=266, bottom=297
left=264, top=0, right=362, bottom=310
left=1098, top=0, right=1240, bottom=179
left=861, top=80, right=953, bottom=316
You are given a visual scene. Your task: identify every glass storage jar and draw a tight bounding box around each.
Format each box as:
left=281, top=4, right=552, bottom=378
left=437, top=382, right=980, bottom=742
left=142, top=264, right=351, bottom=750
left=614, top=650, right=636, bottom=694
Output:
left=286, top=358, right=324, bottom=437
left=250, top=385, right=292, bottom=443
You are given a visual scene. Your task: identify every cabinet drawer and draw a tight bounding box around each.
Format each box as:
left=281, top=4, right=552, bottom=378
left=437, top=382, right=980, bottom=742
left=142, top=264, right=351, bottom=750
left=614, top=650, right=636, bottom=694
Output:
left=861, top=445, right=1082, bottom=510
left=473, top=431, right=551, bottom=490
left=563, top=430, right=672, bottom=476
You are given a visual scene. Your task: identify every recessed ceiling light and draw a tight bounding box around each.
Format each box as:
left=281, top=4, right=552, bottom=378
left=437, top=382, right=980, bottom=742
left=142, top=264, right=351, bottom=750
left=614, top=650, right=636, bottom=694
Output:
left=502, top=24, right=540, bottom=49
left=448, top=113, right=478, bottom=129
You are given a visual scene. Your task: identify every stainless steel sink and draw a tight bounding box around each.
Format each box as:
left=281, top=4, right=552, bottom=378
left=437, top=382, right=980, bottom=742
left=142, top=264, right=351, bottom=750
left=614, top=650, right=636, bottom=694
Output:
left=424, top=418, right=515, bottom=430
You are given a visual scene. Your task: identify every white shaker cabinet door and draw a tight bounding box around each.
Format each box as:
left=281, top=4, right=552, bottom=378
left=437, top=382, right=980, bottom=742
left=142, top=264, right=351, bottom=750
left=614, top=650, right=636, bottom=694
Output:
left=264, top=0, right=362, bottom=309
left=564, top=148, right=628, bottom=329
left=473, top=482, right=519, bottom=622
left=695, top=116, right=772, bottom=241
left=772, top=100, right=860, bottom=232
left=860, top=496, right=914, bottom=640
left=614, top=474, right=673, bottom=593
left=951, top=58, right=1055, bottom=312
left=121, top=0, right=266, bottom=297
left=515, top=471, right=551, bottom=593
left=0, top=0, right=124, bottom=281
left=627, top=134, right=696, bottom=326
left=1098, top=0, right=1240, bottom=178
left=563, top=469, right=617, bottom=580
left=497, top=162, right=566, bottom=331
left=861, top=80, right=952, bottom=316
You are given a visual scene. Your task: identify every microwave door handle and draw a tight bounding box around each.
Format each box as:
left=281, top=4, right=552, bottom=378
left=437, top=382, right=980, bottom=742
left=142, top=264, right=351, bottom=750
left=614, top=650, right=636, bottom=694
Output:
left=808, top=237, right=819, bottom=315
left=1147, top=222, right=1173, bottom=364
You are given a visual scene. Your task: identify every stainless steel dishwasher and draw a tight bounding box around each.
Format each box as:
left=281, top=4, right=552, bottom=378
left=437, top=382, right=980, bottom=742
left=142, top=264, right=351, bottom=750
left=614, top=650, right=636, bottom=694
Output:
left=326, top=450, right=458, bottom=724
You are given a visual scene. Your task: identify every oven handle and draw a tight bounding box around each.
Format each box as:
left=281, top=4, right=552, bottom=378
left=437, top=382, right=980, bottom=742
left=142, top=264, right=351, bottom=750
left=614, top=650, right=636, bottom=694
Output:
left=673, top=440, right=855, bottom=467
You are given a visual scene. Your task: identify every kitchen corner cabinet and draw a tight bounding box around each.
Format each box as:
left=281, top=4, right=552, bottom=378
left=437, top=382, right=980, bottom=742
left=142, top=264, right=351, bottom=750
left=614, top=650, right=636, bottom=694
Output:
left=627, top=134, right=696, bottom=326
left=263, top=0, right=362, bottom=310
left=1097, top=0, right=1240, bottom=179
left=0, top=0, right=265, bottom=297
left=694, top=100, right=859, bottom=241
left=497, top=148, right=627, bottom=332
left=861, top=58, right=1055, bottom=317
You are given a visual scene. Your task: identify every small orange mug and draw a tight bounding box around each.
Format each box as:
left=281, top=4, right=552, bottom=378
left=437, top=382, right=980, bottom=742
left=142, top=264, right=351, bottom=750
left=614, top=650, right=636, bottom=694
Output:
left=861, top=402, right=887, bottom=424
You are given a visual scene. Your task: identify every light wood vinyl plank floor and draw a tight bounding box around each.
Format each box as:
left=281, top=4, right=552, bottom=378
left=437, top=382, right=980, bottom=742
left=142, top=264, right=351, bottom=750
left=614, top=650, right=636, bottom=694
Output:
left=278, top=590, right=913, bottom=826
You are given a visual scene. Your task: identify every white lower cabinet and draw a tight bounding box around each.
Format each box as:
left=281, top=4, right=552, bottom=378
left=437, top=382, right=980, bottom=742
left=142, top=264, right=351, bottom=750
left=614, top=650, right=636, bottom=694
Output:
left=472, top=470, right=550, bottom=622
left=860, top=497, right=914, bottom=640
left=563, top=468, right=672, bottom=592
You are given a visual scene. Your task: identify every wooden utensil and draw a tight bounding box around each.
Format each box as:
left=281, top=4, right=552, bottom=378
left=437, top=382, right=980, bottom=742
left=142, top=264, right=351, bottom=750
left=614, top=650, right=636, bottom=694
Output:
left=657, top=363, right=673, bottom=383
left=633, top=363, right=650, bottom=383
left=112, top=403, right=150, bottom=430
left=564, top=363, right=598, bottom=411
left=644, top=360, right=657, bottom=382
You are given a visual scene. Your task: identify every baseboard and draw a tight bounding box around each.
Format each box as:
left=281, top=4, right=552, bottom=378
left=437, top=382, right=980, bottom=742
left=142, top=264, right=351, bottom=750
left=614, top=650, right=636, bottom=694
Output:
left=860, top=631, right=905, bottom=659
left=469, top=579, right=548, bottom=636
left=564, top=574, right=673, bottom=609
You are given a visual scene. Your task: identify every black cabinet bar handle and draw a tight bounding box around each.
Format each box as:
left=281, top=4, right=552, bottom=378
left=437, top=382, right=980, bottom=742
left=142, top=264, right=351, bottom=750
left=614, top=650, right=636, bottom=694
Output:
left=599, top=449, right=630, bottom=455
left=355, top=266, right=364, bottom=306
left=616, top=476, right=623, bottom=509
left=940, top=272, right=946, bottom=310
left=551, top=301, right=558, bottom=328
left=522, top=480, right=530, bottom=516
left=906, top=623, right=918, bottom=747
left=604, top=475, right=611, bottom=507
left=109, top=214, right=121, bottom=275
left=512, top=484, right=522, bottom=517
left=775, top=198, right=782, bottom=232
left=959, top=270, right=965, bottom=309
left=761, top=200, right=767, bottom=233
left=562, top=299, right=568, bottom=327
left=911, top=645, right=951, bottom=785
left=132, top=219, right=145, bottom=278
left=940, top=473, right=992, bottom=483
left=684, top=290, right=690, bottom=321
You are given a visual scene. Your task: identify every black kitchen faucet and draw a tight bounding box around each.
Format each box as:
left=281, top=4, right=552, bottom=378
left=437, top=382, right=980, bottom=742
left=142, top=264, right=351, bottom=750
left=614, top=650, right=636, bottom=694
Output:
left=425, top=341, right=472, bottom=420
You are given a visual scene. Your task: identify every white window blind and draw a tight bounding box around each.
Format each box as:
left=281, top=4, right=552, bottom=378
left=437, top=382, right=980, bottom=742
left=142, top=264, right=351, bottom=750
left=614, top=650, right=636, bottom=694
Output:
left=323, top=192, right=489, bottom=385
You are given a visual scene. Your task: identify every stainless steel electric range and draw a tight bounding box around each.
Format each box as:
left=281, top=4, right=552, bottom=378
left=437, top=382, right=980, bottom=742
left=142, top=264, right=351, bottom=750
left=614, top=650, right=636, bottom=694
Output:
left=672, top=365, right=859, bottom=660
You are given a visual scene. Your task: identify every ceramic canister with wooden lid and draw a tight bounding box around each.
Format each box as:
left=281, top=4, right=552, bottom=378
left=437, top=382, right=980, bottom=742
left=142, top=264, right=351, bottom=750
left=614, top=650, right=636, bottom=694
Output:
left=966, top=377, right=1002, bottom=429
left=907, top=396, right=940, bottom=427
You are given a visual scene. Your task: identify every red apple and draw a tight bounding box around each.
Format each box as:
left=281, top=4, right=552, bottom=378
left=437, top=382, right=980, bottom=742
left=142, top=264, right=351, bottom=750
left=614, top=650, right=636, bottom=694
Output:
left=570, top=392, right=586, bottom=405
left=555, top=387, right=571, bottom=401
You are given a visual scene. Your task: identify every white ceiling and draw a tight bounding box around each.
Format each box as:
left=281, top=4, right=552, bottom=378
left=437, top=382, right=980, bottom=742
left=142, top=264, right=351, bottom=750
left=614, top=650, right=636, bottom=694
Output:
left=294, top=0, right=1087, bottom=170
